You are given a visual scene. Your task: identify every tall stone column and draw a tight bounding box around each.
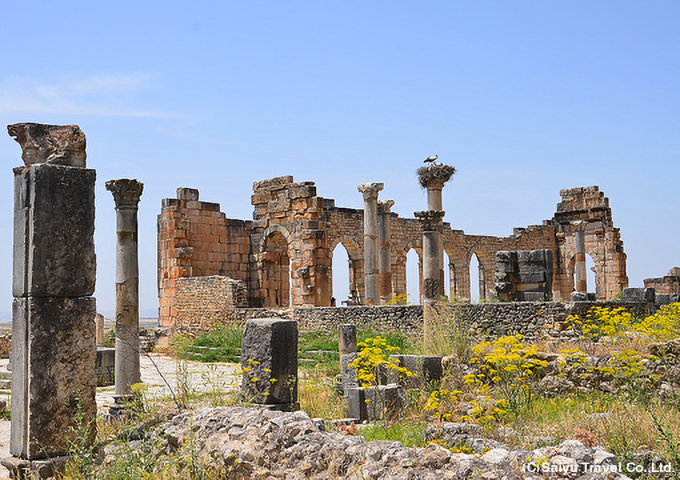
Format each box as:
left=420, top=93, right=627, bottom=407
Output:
left=573, top=225, right=587, bottom=294
left=358, top=182, right=384, bottom=305
left=415, top=210, right=445, bottom=305
left=416, top=163, right=456, bottom=298
left=106, top=179, right=144, bottom=414
left=4, top=123, right=96, bottom=475
left=377, top=199, right=395, bottom=304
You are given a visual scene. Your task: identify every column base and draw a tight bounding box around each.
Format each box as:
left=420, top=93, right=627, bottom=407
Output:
left=108, top=394, right=139, bottom=418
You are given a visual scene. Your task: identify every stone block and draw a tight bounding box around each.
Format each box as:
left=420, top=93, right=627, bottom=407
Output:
left=388, top=355, right=443, bottom=388
left=13, top=164, right=96, bottom=297
left=623, top=287, right=655, bottom=303
left=95, top=347, right=115, bottom=387
left=176, top=188, right=199, bottom=201
left=571, top=292, right=588, bottom=302
left=364, top=384, right=406, bottom=421
left=241, top=318, right=297, bottom=406
left=515, top=272, right=547, bottom=283
left=338, top=324, right=357, bottom=355
left=11, top=296, right=97, bottom=459
left=521, top=291, right=549, bottom=302
left=345, top=387, right=368, bottom=422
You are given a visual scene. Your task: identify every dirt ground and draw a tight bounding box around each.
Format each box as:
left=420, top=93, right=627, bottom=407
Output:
left=0, top=354, right=240, bottom=479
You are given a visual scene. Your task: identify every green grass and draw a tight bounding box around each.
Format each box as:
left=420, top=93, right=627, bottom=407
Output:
left=358, top=419, right=428, bottom=447
left=184, top=324, right=243, bottom=363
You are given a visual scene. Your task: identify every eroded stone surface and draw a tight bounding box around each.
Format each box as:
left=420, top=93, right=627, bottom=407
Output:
left=13, top=164, right=96, bottom=297
left=241, top=318, right=298, bottom=407
left=7, top=123, right=87, bottom=167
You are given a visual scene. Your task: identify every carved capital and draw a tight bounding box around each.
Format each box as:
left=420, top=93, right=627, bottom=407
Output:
left=357, top=182, right=384, bottom=201
left=377, top=199, right=395, bottom=214
left=7, top=122, right=87, bottom=167
left=106, top=179, right=144, bottom=209
left=415, top=210, right=445, bottom=231
left=416, top=163, right=456, bottom=190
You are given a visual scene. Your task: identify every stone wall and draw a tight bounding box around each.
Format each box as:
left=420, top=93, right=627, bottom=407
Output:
left=168, top=302, right=653, bottom=340
left=644, top=268, right=680, bottom=295
left=171, top=276, right=248, bottom=328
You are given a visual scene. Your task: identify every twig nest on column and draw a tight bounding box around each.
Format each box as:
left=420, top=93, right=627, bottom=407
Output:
left=416, top=163, right=456, bottom=189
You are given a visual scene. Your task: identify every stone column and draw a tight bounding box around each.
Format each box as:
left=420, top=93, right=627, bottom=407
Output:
left=106, top=179, right=144, bottom=414
left=4, top=123, right=96, bottom=475
left=415, top=210, right=445, bottom=305
left=358, top=182, right=384, bottom=305
left=95, top=313, right=105, bottom=346
left=573, top=224, right=587, bottom=294
left=377, top=199, right=395, bottom=304
left=416, top=163, right=456, bottom=297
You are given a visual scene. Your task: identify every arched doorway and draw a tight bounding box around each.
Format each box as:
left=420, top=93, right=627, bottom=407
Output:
left=406, top=248, right=421, bottom=305
left=332, top=243, right=351, bottom=306
left=470, top=253, right=482, bottom=303
left=261, top=231, right=290, bottom=307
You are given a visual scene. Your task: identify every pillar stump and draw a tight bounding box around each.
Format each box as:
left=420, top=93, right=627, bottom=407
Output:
left=3, top=123, right=97, bottom=476
left=240, top=318, right=298, bottom=411
left=106, top=179, right=144, bottom=416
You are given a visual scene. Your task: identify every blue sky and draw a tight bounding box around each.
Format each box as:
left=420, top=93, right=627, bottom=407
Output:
left=1, top=1, right=678, bottom=317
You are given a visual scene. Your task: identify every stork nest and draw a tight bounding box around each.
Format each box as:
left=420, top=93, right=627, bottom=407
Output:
left=416, top=163, right=456, bottom=189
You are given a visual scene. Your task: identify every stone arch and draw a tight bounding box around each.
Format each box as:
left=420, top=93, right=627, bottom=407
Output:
left=566, top=248, right=606, bottom=299
left=258, top=224, right=294, bottom=254
left=329, top=235, right=364, bottom=305
left=443, top=244, right=464, bottom=301
left=397, top=239, right=422, bottom=304
left=465, top=246, right=494, bottom=302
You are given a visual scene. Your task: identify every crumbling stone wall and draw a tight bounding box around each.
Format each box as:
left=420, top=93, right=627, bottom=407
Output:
left=171, top=276, right=247, bottom=328
left=158, top=177, right=628, bottom=327
left=495, top=250, right=553, bottom=301
left=158, top=188, right=253, bottom=325
left=553, top=186, right=628, bottom=300
left=644, top=267, right=680, bottom=294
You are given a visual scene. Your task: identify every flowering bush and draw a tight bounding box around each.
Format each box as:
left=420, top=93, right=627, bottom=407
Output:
left=568, top=307, right=634, bottom=342
left=464, top=335, right=547, bottom=415
left=632, top=303, right=680, bottom=342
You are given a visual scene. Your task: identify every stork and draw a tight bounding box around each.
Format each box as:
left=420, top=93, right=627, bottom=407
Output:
left=424, top=154, right=438, bottom=164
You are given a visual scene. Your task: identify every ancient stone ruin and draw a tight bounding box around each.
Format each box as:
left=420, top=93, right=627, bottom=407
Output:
left=4, top=123, right=97, bottom=477
left=158, top=174, right=628, bottom=327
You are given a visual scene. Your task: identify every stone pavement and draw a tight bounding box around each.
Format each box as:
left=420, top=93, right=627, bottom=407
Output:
left=0, top=354, right=240, bottom=479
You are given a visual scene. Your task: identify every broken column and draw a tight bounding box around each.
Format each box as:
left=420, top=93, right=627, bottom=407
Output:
left=378, top=199, right=395, bottom=304
left=416, top=163, right=456, bottom=298
left=4, top=123, right=96, bottom=473
left=241, top=318, right=298, bottom=411
left=415, top=210, right=446, bottom=305
left=358, top=182, right=384, bottom=305
left=573, top=224, right=587, bottom=295
left=106, top=179, right=144, bottom=414
left=339, top=324, right=358, bottom=392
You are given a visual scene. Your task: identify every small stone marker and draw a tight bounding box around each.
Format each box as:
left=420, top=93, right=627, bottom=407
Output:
left=241, top=318, right=298, bottom=411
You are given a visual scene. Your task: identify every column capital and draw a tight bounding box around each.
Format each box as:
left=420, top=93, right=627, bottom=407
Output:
left=415, top=210, right=445, bottom=231
left=416, top=163, right=456, bottom=190
left=358, top=182, right=384, bottom=200
left=106, top=179, right=144, bottom=209
left=377, top=199, right=395, bottom=214
left=8, top=122, right=87, bottom=167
